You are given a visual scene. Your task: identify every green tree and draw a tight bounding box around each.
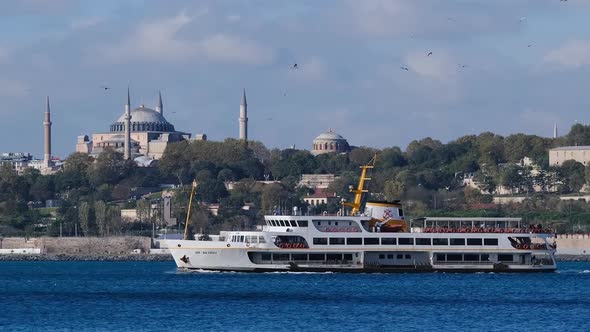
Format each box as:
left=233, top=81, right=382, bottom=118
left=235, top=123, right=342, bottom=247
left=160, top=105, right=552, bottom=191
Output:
left=95, top=200, right=107, bottom=236
left=78, top=201, right=94, bottom=236
left=560, top=160, right=585, bottom=193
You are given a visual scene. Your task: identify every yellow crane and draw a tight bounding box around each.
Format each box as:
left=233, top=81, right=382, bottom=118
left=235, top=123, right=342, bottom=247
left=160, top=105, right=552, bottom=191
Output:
left=342, top=155, right=376, bottom=215
left=183, top=180, right=198, bottom=240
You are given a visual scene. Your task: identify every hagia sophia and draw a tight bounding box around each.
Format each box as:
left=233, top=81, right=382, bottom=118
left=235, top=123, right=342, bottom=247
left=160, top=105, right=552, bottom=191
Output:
left=73, top=88, right=351, bottom=163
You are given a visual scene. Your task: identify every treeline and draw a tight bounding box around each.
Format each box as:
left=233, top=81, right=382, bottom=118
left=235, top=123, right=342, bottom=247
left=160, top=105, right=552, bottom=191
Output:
left=3, top=125, right=590, bottom=236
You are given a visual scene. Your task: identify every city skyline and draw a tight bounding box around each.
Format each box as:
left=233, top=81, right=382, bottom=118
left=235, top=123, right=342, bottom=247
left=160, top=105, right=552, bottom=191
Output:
left=1, top=0, right=590, bottom=158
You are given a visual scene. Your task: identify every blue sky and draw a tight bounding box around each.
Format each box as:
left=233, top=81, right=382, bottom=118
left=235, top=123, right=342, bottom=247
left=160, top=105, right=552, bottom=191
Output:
left=2, top=0, right=590, bottom=158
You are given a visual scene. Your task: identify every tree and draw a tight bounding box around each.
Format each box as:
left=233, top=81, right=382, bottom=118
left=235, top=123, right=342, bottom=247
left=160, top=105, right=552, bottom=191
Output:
left=87, top=149, right=135, bottom=187
left=95, top=200, right=107, bottom=236
left=560, top=160, right=585, bottom=193
left=78, top=201, right=94, bottom=236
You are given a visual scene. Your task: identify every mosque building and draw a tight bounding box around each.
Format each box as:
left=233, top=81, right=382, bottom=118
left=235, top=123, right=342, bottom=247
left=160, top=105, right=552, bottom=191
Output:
left=76, top=89, right=203, bottom=163
left=311, top=129, right=350, bottom=156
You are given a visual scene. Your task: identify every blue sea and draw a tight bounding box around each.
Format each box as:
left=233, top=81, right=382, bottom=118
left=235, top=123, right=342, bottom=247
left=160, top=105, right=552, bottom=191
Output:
left=1, top=261, right=589, bottom=332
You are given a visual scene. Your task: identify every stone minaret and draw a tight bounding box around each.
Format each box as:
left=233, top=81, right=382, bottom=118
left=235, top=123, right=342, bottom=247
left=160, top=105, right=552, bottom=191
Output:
left=239, top=88, right=248, bottom=141
left=124, top=87, right=132, bottom=160
left=155, top=90, right=163, bottom=115
left=553, top=122, right=558, bottom=139
left=43, top=96, right=52, bottom=168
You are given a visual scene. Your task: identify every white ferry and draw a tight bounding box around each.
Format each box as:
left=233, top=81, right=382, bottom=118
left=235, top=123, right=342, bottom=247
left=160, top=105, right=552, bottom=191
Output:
left=165, top=158, right=557, bottom=273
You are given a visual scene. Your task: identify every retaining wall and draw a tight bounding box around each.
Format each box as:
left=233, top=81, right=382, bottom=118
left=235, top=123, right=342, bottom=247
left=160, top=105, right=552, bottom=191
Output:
left=0, top=237, right=151, bottom=255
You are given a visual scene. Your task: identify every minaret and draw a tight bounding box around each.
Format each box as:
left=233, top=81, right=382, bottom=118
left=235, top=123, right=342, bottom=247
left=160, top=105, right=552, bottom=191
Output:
left=124, top=87, right=132, bottom=160
left=239, top=88, right=248, bottom=141
left=553, top=122, right=558, bottom=139
left=155, top=90, right=163, bottom=115
left=43, top=96, right=52, bottom=168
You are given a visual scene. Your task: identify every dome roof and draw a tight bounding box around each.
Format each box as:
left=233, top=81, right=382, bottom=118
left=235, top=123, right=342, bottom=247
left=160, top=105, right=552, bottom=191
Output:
left=117, top=105, right=168, bottom=123
left=315, top=130, right=345, bottom=141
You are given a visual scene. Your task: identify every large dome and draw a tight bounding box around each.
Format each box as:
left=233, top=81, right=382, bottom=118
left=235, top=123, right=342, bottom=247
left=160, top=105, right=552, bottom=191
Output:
left=117, top=106, right=167, bottom=123
left=111, top=105, right=175, bottom=133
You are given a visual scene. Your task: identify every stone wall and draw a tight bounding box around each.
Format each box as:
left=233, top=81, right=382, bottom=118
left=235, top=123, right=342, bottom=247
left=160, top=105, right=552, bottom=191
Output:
left=556, top=234, right=590, bottom=255
left=0, top=237, right=151, bottom=255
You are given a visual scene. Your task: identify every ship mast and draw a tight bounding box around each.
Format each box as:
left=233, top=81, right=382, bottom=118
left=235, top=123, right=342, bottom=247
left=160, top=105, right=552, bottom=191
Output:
left=343, top=154, right=376, bottom=215
left=183, top=180, right=198, bottom=240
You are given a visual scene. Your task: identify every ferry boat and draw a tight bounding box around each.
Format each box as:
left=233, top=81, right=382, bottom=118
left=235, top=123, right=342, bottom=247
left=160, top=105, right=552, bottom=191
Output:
left=164, top=157, right=557, bottom=273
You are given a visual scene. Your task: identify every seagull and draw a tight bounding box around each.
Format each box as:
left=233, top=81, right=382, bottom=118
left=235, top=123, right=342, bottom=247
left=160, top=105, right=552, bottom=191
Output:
left=427, top=51, right=433, bottom=56
left=527, top=44, right=532, bottom=48
left=292, top=63, right=299, bottom=69
left=519, top=17, right=527, bottom=22
left=101, top=86, right=110, bottom=90
left=400, top=66, right=409, bottom=71
left=458, top=64, right=468, bottom=68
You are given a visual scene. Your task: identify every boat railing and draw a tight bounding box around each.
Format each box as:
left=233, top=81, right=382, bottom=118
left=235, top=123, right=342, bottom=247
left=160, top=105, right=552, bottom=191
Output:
left=421, top=227, right=553, bottom=234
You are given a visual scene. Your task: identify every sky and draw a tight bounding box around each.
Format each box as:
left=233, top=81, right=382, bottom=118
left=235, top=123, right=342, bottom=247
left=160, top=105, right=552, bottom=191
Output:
left=2, top=0, right=590, bottom=158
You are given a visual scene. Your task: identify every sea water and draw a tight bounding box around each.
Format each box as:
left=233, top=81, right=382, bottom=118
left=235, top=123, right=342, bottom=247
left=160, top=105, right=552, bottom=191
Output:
left=1, top=261, right=589, bottom=332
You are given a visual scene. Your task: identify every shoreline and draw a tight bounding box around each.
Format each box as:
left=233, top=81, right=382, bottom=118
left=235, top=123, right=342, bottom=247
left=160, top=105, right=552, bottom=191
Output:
left=0, top=254, right=173, bottom=261
left=0, top=254, right=588, bottom=262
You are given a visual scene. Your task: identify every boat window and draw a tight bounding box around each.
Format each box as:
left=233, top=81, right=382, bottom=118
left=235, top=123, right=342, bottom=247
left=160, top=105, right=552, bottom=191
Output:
left=397, top=254, right=403, bottom=259
left=447, top=254, right=462, bottom=261
left=329, top=238, right=345, bottom=245
left=416, top=238, right=431, bottom=245
left=387, top=254, right=394, bottom=259
left=313, top=238, right=328, bottom=245
left=405, top=254, right=411, bottom=259
left=379, top=254, right=385, bottom=259
left=450, top=238, right=465, bottom=246
left=292, top=254, right=307, bottom=261
left=297, top=220, right=308, bottom=227
left=484, top=238, right=498, bottom=246
left=467, top=238, right=482, bottom=246
left=328, top=221, right=331, bottom=226
left=364, top=238, right=379, bottom=245
left=381, top=238, right=396, bottom=245
left=249, top=236, right=257, bottom=244
left=433, top=238, right=448, bottom=246
left=289, top=220, right=297, bottom=227
left=435, top=254, right=446, bottom=261
left=309, top=254, right=325, bottom=260
left=347, top=238, right=362, bottom=245
left=343, top=254, right=353, bottom=261
left=398, top=238, right=414, bottom=245
left=258, top=236, right=266, bottom=243
left=399, top=209, right=404, bottom=217
left=498, top=254, right=513, bottom=262
left=280, top=220, right=286, bottom=227
left=272, top=253, right=290, bottom=261
left=261, top=253, right=271, bottom=261
left=481, top=254, right=489, bottom=262
left=269, top=220, right=276, bottom=226
left=335, top=221, right=339, bottom=226
left=240, top=236, right=245, bottom=242
left=464, top=254, right=479, bottom=261
left=327, top=253, right=342, bottom=260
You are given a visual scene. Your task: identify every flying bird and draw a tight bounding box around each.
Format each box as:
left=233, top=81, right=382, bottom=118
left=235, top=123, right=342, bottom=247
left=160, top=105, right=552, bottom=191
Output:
left=292, top=63, right=299, bottom=69
left=101, top=86, right=110, bottom=90
left=458, top=64, right=468, bottom=68
left=427, top=52, right=433, bottom=56
left=519, top=17, right=527, bottom=22
left=400, top=66, right=409, bottom=71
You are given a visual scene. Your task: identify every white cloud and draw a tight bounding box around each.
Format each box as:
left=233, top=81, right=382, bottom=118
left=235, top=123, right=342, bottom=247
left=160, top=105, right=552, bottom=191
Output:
left=200, top=34, right=274, bottom=65
left=96, top=11, right=274, bottom=65
left=0, top=79, right=29, bottom=97
left=545, top=40, right=590, bottom=68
